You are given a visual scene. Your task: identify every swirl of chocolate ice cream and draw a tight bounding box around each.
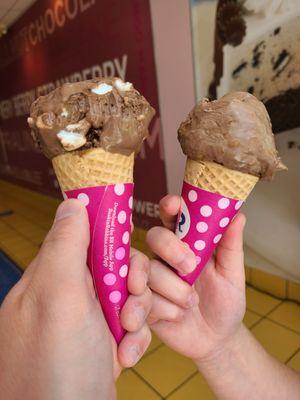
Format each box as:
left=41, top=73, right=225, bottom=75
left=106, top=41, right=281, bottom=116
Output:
left=178, top=92, right=287, bottom=180
left=28, top=78, right=155, bottom=159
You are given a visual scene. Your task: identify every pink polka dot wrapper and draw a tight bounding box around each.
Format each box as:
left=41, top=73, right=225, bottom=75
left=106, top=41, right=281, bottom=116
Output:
left=65, top=183, right=133, bottom=344
left=175, top=181, right=243, bottom=285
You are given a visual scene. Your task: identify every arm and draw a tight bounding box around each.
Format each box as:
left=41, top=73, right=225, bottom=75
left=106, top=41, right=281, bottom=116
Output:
left=0, top=200, right=152, bottom=400
left=197, top=324, right=300, bottom=400
left=147, top=194, right=300, bottom=400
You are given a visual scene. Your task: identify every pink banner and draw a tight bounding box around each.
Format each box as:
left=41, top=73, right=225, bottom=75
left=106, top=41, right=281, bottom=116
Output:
left=176, top=181, right=243, bottom=285
left=0, top=0, right=167, bottom=229
left=65, top=183, right=133, bottom=343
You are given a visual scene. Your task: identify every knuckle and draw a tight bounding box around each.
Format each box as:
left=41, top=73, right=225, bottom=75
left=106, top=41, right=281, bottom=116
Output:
left=43, top=225, right=73, bottom=247
left=179, top=286, right=193, bottom=305
left=172, top=307, right=184, bottom=321
left=142, top=325, right=152, bottom=345
left=146, top=313, right=158, bottom=325
left=146, top=226, right=164, bottom=244
left=144, top=287, right=153, bottom=304
left=181, top=286, right=193, bottom=304
left=131, top=250, right=149, bottom=268
left=138, top=253, right=150, bottom=271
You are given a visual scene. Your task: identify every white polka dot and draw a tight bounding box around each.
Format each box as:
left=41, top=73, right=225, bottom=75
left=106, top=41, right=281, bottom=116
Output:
left=219, top=217, right=230, bottom=228
left=109, top=291, right=121, bottom=304
left=119, top=264, right=128, bottom=278
left=103, top=273, right=116, bottom=286
left=122, top=231, right=130, bottom=245
left=200, top=205, right=212, bottom=217
left=115, top=247, right=125, bottom=260
left=188, top=190, right=197, bottom=202
left=196, top=221, right=208, bottom=233
left=218, top=198, right=230, bottom=209
left=213, top=234, right=222, bottom=244
left=194, top=240, right=206, bottom=250
left=114, top=183, right=125, bottom=195
left=117, top=211, right=127, bottom=224
left=235, top=200, right=243, bottom=210
left=128, top=196, right=133, bottom=209
left=77, top=193, right=89, bottom=206
left=196, top=256, right=201, bottom=265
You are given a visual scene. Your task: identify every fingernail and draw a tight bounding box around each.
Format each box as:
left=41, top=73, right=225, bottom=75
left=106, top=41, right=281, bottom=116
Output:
left=128, top=344, right=140, bottom=365
left=55, top=200, right=81, bottom=221
left=134, top=305, right=146, bottom=323
left=186, top=292, right=199, bottom=308
left=177, top=252, right=197, bottom=274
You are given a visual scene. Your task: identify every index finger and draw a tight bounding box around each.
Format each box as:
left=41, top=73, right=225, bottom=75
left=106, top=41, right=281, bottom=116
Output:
left=127, top=249, right=150, bottom=296
left=159, top=195, right=181, bottom=231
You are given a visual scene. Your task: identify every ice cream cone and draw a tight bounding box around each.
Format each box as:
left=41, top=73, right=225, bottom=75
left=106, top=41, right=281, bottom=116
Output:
left=52, top=147, right=135, bottom=344
left=184, top=158, right=258, bottom=201
left=52, top=148, right=134, bottom=191
left=28, top=77, right=155, bottom=344
left=176, top=92, right=286, bottom=286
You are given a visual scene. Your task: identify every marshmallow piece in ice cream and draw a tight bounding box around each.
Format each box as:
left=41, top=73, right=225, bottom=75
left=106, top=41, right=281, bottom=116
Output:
left=64, top=119, right=91, bottom=134
left=57, top=119, right=91, bottom=150
left=91, top=83, right=113, bottom=95
left=57, top=131, right=87, bottom=151
left=114, top=79, right=133, bottom=92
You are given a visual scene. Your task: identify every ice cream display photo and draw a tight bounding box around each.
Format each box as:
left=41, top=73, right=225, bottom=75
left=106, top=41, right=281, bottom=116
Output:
left=210, top=0, right=300, bottom=133
left=27, top=78, right=155, bottom=342
left=191, top=0, right=300, bottom=288
left=175, top=91, right=287, bottom=284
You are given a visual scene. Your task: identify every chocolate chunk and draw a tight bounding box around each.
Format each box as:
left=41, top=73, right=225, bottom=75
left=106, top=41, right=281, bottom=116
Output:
left=217, top=1, right=246, bottom=46
left=264, top=88, right=300, bottom=133
left=288, top=141, right=295, bottom=149
left=271, top=50, right=292, bottom=80
left=252, top=41, right=265, bottom=68
left=232, top=61, right=248, bottom=78
left=273, top=27, right=281, bottom=35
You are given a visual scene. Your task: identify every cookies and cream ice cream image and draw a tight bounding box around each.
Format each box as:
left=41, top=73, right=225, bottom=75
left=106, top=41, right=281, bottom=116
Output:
left=176, top=92, right=286, bottom=284
left=28, top=78, right=155, bottom=343
left=209, top=0, right=300, bottom=133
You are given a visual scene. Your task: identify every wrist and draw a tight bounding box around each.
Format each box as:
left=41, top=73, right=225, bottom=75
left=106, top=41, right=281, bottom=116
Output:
left=193, top=323, right=246, bottom=372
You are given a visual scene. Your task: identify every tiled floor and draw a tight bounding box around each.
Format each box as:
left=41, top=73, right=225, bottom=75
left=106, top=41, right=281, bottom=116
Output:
left=1, top=179, right=300, bottom=399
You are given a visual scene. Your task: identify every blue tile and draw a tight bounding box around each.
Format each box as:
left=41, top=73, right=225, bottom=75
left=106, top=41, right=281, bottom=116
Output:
left=0, top=252, right=22, bottom=304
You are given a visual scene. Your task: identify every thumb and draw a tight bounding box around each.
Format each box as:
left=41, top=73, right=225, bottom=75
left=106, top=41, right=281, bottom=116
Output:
left=35, top=199, right=90, bottom=285
left=215, top=213, right=246, bottom=288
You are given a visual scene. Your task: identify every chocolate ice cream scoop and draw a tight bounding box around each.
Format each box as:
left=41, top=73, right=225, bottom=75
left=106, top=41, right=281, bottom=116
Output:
left=28, top=78, right=155, bottom=159
left=178, top=92, right=287, bottom=180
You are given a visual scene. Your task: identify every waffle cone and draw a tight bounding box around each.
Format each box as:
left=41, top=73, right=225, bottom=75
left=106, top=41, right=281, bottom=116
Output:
left=184, top=159, right=258, bottom=201
left=52, top=148, right=134, bottom=191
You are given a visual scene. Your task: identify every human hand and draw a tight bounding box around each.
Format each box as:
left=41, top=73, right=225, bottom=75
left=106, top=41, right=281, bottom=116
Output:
left=146, top=195, right=246, bottom=364
left=0, top=200, right=152, bottom=400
